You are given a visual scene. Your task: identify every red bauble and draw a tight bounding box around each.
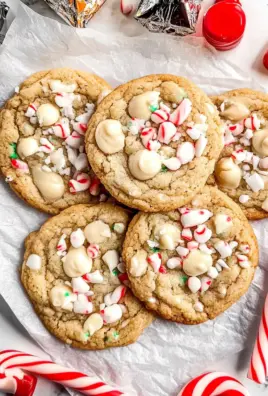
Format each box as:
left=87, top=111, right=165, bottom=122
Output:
left=263, top=51, right=268, bottom=70
left=215, top=0, right=242, bottom=5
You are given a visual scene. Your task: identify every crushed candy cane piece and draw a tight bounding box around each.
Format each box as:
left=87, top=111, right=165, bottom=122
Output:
left=176, top=142, right=195, bottom=164
left=11, top=159, right=29, bottom=173
left=52, top=118, right=71, bottom=138
left=194, top=225, right=212, bottom=244
left=193, top=301, right=204, bottom=312
left=207, top=266, right=218, bottom=279
left=89, top=176, right=101, bottom=196
left=162, top=157, right=181, bottom=171
left=83, top=270, right=104, bottom=284
left=195, top=135, right=207, bottom=157
left=176, top=246, right=189, bottom=258
left=113, top=223, right=125, bottom=234
left=180, top=209, right=213, bottom=228
left=151, top=109, right=169, bottom=124
left=200, top=276, right=212, bottom=293
left=69, top=173, right=91, bottom=193
left=73, top=294, right=93, bottom=314
left=70, top=228, right=85, bottom=248
left=169, top=98, right=192, bottom=126
left=214, top=213, right=233, bottom=234
left=239, top=194, right=249, bottom=203
left=158, top=122, right=176, bottom=144
left=244, top=114, right=261, bottom=131
left=39, top=137, right=55, bottom=153
left=71, top=277, right=90, bottom=294
left=25, top=103, right=37, bottom=118
left=65, top=131, right=82, bottom=149
left=57, top=234, right=67, bottom=252
left=140, top=127, right=157, bottom=148
left=246, top=172, right=264, bottom=192
left=187, top=241, right=199, bottom=251
left=214, top=240, right=232, bottom=259
left=103, top=250, right=119, bottom=272
left=147, top=252, right=162, bottom=273
left=166, top=257, right=182, bottom=269
left=87, top=244, right=99, bottom=259
left=188, top=276, right=201, bottom=293
left=101, top=304, right=122, bottom=324
left=181, top=228, right=193, bottom=241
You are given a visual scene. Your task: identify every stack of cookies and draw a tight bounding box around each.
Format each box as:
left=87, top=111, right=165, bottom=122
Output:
left=1, top=68, right=263, bottom=349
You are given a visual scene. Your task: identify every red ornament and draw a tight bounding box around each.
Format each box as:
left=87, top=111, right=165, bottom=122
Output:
left=203, top=2, right=246, bottom=51
left=263, top=51, right=268, bottom=70
left=215, top=0, right=242, bottom=4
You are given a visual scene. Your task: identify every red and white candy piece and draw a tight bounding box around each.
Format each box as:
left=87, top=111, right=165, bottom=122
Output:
left=120, top=0, right=139, bottom=15
left=71, top=277, right=90, bottom=294
left=166, top=257, right=182, bottom=270
left=180, top=209, right=213, bottom=228
left=188, top=276, right=201, bottom=293
left=70, top=228, right=85, bottom=248
left=140, top=127, right=157, bottom=148
left=232, top=148, right=246, bottom=163
left=73, top=294, right=93, bottom=314
left=178, top=371, right=250, bottom=396
left=71, top=121, right=87, bottom=135
left=0, top=350, right=123, bottom=396
left=236, top=254, right=250, bottom=268
left=239, top=244, right=250, bottom=254
left=246, top=173, right=264, bottom=193
left=158, top=122, right=176, bottom=144
left=244, top=114, right=261, bottom=131
left=69, top=173, right=91, bottom=193
left=11, top=159, right=29, bottom=173
left=74, top=153, right=88, bottom=171
left=186, top=126, right=201, bottom=140
left=151, top=109, right=169, bottom=124
left=101, top=304, right=123, bottom=324
left=0, top=372, right=37, bottom=396
left=87, top=244, right=99, bottom=259
left=147, top=253, right=162, bottom=273
left=214, top=240, right=232, bottom=259
left=200, top=276, right=212, bottom=293
left=214, top=213, right=232, bottom=234
left=147, top=140, right=161, bottom=151
left=194, top=225, right=212, bottom=244
left=207, top=266, right=218, bottom=279
left=82, top=270, right=104, bottom=284
left=181, top=228, right=193, bottom=241
left=52, top=118, right=70, bottom=139
left=89, top=176, right=101, bottom=196
left=39, top=137, right=54, bottom=154
left=25, top=104, right=37, bottom=118
left=162, top=157, right=181, bottom=171
left=216, top=258, right=230, bottom=270
left=187, top=241, right=199, bottom=251
left=176, top=246, right=189, bottom=258
left=195, top=136, right=207, bottom=158
left=248, top=294, right=268, bottom=384
left=224, top=130, right=236, bottom=146
left=169, top=98, right=192, bottom=126
left=104, top=285, right=126, bottom=306
left=56, top=234, right=67, bottom=253
left=177, top=142, right=195, bottom=165
left=65, top=131, right=83, bottom=149
left=228, top=123, right=244, bottom=136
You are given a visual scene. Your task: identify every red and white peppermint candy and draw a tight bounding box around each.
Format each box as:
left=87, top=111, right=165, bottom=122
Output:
left=151, top=109, right=169, bottom=124
left=101, top=304, right=123, bottom=324
left=147, top=252, right=162, bottom=273
left=120, top=0, right=139, bottom=15
left=70, top=228, right=85, bottom=248
left=177, top=142, right=195, bottom=164
left=200, top=276, right=212, bottom=293
left=74, top=153, right=88, bottom=171
left=176, top=246, right=189, bottom=258
left=224, top=130, right=236, bottom=146
left=194, top=225, right=212, bottom=244
left=39, top=137, right=54, bottom=153
left=87, top=244, right=99, bottom=259
left=186, top=126, right=201, bottom=140
left=65, top=131, right=83, bottom=149
left=82, top=270, right=104, bottom=284
left=147, top=140, right=161, bottom=151
left=118, top=272, right=129, bottom=285
left=158, top=122, right=177, bottom=144
left=244, top=114, right=261, bottom=131
left=52, top=118, right=70, bottom=138
left=236, top=254, right=250, bottom=268
left=252, top=155, right=260, bottom=170
left=57, top=234, right=67, bottom=252
left=243, top=128, right=253, bottom=140
left=169, top=98, right=192, bottom=126
left=232, top=148, right=246, bottom=163
left=248, top=294, right=268, bottom=384
left=73, top=294, right=93, bottom=314
left=160, top=102, right=171, bottom=113
left=25, top=103, right=37, bottom=118
left=195, top=136, right=207, bottom=158
left=188, top=276, right=201, bottom=293
left=178, top=371, right=250, bottom=396
left=239, top=244, right=250, bottom=254
left=179, top=207, right=190, bottom=215
left=166, top=257, right=182, bottom=269
left=214, top=240, right=232, bottom=259
left=259, top=157, right=268, bottom=169
left=0, top=371, right=37, bottom=396
left=69, top=173, right=91, bottom=193
left=140, top=127, right=157, bottom=148
left=104, top=285, right=126, bottom=306
left=11, top=159, right=29, bottom=173
left=71, top=277, right=90, bottom=294
left=199, top=243, right=214, bottom=255
left=162, top=157, right=181, bottom=171
left=246, top=172, right=264, bottom=192
left=181, top=228, right=193, bottom=241
left=71, top=121, right=87, bottom=135
left=180, top=209, right=213, bottom=228
left=228, top=123, right=244, bottom=136
left=187, top=241, right=199, bottom=251
left=89, top=176, right=101, bottom=196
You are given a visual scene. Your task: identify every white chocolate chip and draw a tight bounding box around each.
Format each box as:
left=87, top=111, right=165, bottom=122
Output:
left=96, top=120, right=125, bottom=154
left=102, top=250, right=119, bottom=272
left=84, top=220, right=111, bottom=244
left=188, top=276, right=201, bottom=293
left=37, top=103, right=60, bottom=127
left=49, top=80, right=77, bottom=93
left=239, top=194, right=249, bottom=204
left=129, top=150, right=162, bottom=181
left=32, top=165, right=65, bottom=201
left=166, top=257, right=182, bottom=270
left=130, top=250, right=148, bottom=277
left=128, top=91, right=160, bottom=120
left=193, top=301, right=204, bottom=312
left=50, top=285, right=76, bottom=311
left=63, top=246, right=92, bottom=278
left=70, top=228, right=85, bottom=248
left=214, top=213, right=233, bottom=235
left=113, top=223, right=125, bottom=234
left=246, top=172, right=264, bottom=192
left=183, top=250, right=212, bottom=277
left=17, top=137, right=39, bottom=159
left=215, top=157, right=242, bottom=188
left=26, top=254, right=41, bottom=270
left=154, top=223, right=181, bottom=250
left=83, top=313, right=103, bottom=336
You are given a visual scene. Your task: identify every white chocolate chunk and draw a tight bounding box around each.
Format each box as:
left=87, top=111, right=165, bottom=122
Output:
left=130, top=250, right=148, bottom=277
left=220, top=99, right=250, bottom=122
left=252, top=128, right=268, bottom=157
left=216, top=258, right=230, bottom=270
left=95, top=120, right=125, bottom=154
left=113, top=223, right=125, bottom=234
left=239, top=195, right=249, bottom=204
left=128, top=91, right=160, bottom=120
left=162, top=157, right=181, bottom=171
left=83, top=313, right=103, bottom=336
left=176, top=142, right=195, bottom=164
left=246, top=172, right=264, bottom=192
left=166, top=257, right=182, bottom=269
left=73, top=294, right=93, bottom=314
left=26, top=254, right=41, bottom=270
left=180, top=209, right=213, bottom=228
left=129, top=150, right=161, bottom=181
left=153, top=223, right=181, bottom=250
left=102, top=304, right=122, bottom=324
left=50, top=285, right=76, bottom=311
left=71, top=277, right=90, bottom=294
left=207, top=266, right=218, bottom=279
left=32, top=165, right=65, bottom=201
left=102, top=250, right=119, bottom=272
left=214, top=213, right=233, bottom=234
left=36, top=103, right=60, bottom=127
left=215, top=157, right=241, bottom=188
left=188, top=276, right=201, bottom=293
left=183, top=250, right=212, bottom=277
left=49, top=80, right=77, bottom=93
left=63, top=246, right=92, bottom=277
left=50, top=148, right=66, bottom=170
left=17, top=137, right=38, bottom=159
left=214, top=241, right=232, bottom=259
left=70, top=228, right=85, bottom=248
left=193, top=301, right=204, bottom=312
left=84, top=220, right=111, bottom=244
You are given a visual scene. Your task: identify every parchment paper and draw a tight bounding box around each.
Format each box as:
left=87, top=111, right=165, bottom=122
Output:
left=0, top=3, right=268, bottom=395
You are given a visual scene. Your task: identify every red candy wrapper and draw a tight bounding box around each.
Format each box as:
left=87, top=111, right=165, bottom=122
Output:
left=43, top=0, right=106, bottom=27
left=135, top=0, right=203, bottom=36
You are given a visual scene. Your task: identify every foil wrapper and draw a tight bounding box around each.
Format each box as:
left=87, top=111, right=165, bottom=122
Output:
left=43, top=0, right=106, bottom=27
left=0, top=1, right=9, bottom=44
left=135, top=0, right=202, bottom=36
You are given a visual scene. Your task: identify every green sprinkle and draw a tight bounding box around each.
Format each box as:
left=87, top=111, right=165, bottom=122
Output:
left=112, top=268, right=120, bottom=277
left=85, top=332, right=90, bottom=338
left=9, top=143, right=18, bottom=159
left=112, top=224, right=115, bottom=231
left=180, top=275, right=188, bottom=285
left=113, top=331, right=119, bottom=340
left=150, top=247, right=160, bottom=253
left=64, top=292, right=70, bottom=297
left=104, top=336, right=109, bottom=342
left=161, top=165, right=168, bottom=173
left=149, top=104, right=158, bottom=112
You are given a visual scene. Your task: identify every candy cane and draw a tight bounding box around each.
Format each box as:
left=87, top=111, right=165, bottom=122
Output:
left=0, top=350, right=123, bottom=396
left=178, top=371, right=249, bottom=395
left=69, top=173, right=91, bottom=193
left=248, top=294, right=268, bottom=384
left=169, top=98, right=192, bottom=126
left=11, top=159, right=29, bottom=173
left=89, top=176, right=101, bottom=196
left=0, top=372, right=37, bottom=396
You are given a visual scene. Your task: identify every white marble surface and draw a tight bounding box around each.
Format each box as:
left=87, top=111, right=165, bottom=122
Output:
left=1, top=0, right=268, bottom=395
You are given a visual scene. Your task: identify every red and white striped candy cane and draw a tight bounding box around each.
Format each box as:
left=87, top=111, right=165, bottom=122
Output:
left=11, top=159, right=29, bottom=173
left=178, top=371, right=249, bottom=396
left=248, top=294, right=268, bottom=384
left=0, top=371, right=37, bottom=396
left=69, top=173, right=91, bottom=193
left=0, top=350, right=123, bottom=396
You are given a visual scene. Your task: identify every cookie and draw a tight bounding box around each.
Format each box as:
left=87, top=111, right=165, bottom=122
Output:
left=21, top=203, right=154, bottom=349
left=85, top=74, right=223, bottom=212
left=123, top=186, right=258, bottom=324
left=211, top=89, right=268, bottom=220
left=0, top=68, right=112, bottom=214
